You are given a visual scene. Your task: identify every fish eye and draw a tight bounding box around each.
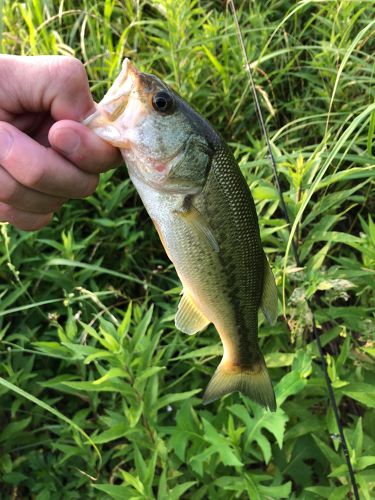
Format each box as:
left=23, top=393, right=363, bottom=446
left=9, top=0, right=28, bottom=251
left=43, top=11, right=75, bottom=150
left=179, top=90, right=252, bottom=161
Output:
left=152, top=91, right=175, bottom=114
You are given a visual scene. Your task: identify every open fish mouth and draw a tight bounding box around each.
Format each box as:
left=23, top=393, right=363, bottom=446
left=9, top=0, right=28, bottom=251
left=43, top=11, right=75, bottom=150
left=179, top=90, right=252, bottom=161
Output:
left=82, top=58, right=141, bottom=144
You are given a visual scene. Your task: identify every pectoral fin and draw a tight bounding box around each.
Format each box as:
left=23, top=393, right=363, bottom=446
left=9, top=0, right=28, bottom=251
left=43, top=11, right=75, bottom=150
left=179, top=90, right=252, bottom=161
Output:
left=261, top=256, right=278, bottom=325
left=175, top=290, right=210, bottom=335
left=175, top=203, right=219, bottom=253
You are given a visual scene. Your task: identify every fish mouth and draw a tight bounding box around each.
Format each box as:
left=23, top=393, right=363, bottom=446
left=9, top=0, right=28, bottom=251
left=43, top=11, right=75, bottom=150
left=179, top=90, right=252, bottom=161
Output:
left=82, top=58, right=141, bottom=145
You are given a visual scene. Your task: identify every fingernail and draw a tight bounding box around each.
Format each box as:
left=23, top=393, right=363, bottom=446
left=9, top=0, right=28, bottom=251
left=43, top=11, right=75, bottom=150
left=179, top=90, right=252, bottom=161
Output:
left=52, top=128, right=81, bottom=155
left=0, top=129, right=13, bottom=161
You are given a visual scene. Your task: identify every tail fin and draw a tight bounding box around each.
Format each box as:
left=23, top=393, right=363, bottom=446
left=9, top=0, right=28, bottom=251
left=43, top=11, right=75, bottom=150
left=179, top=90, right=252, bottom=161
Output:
left=202, top=358, right=276, bottom=411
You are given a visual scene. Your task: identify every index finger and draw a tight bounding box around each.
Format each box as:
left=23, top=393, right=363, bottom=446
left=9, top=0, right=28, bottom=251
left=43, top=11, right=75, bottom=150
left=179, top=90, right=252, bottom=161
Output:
left=0, top=123, right=99, bottom=198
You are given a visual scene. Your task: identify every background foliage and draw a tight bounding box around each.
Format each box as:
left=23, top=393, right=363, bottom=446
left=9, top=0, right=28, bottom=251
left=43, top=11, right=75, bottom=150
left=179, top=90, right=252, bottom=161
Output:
left=0, top=0, right=374, bottom=498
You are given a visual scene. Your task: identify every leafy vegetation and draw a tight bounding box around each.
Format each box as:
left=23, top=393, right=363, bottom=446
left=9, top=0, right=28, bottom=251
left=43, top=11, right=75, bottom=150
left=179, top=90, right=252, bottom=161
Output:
left=0, top=0, right=374, bottom=498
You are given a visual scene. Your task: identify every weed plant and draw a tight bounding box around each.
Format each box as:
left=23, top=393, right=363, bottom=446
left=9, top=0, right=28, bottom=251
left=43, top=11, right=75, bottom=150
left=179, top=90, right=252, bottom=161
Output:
left=0, top=0, right=374, bottom=498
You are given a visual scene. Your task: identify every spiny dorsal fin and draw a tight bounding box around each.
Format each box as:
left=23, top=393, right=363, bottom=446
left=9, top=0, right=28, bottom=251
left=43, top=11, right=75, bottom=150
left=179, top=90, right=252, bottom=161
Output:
left=175, top=290, right=210, bottom=335
left=261, top=256, right=278, bottom=325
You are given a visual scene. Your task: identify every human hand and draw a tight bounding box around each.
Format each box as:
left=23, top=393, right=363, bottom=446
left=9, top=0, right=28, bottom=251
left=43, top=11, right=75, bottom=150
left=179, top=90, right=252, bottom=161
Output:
left=0, top=55, right=121, bottom=230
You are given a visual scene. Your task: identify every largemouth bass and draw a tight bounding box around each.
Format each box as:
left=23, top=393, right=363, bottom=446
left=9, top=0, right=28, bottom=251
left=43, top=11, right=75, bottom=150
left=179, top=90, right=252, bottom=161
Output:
left=84, top=59, right=278, bottom=410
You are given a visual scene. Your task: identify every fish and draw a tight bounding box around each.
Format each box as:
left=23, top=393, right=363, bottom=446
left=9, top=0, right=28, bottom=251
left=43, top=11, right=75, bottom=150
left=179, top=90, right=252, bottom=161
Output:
left=83, top=59, right=278, bottom=411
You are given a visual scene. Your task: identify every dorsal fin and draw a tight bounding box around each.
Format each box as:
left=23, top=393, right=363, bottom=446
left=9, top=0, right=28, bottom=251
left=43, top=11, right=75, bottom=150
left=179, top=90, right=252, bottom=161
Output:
left=261, top=256, right=278, bottom=324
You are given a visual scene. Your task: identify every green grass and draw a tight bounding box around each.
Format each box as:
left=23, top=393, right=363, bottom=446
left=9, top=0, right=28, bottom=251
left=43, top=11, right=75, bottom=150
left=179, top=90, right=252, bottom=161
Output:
left=0, top=0, right=374, bottom=498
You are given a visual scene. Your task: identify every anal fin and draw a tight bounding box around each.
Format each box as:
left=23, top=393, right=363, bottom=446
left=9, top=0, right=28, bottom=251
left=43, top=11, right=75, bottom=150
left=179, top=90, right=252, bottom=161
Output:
left=175, top=290, right=210, bottom=335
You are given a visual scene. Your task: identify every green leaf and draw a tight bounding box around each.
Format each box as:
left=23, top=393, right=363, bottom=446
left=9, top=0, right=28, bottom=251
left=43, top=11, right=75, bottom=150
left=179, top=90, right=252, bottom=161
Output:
left=305, top=485, right=335, bottom=497
left=284, top=417, right=322, bottom=440
left=168, top=481, right=196, bottom=499
left=265, top=352, right=294, bottom=368
left=0, top=417, right=31, bottom=442
left=157, top=469, right=168, bottom=499
left=92, top=423, right=129, bottom=444
left=92, top=484, right=133, bottom=499
left=328, top=485, right=351, bottom=499
left=47, top=258, right=143, bottom=284
left=1, top=472, right=28, bottom=485
left=120, top=470, right=144, bottom=494
left=173, top=345, right=222, bottom=360
left=142, top=447, right=158, bottom=493
left=352, top=417, right=363, bottom=457
left=258, top=480, right=292, bottom=498
left=93, top=368, right=129, bottom=385
left=229, top=404, right=288, bottom=463
left=214, top=476, right=245, bottom=492
left=275, top=370, right=307, bottom=406
left=136, top=366, right=165, bottom=383
left=312, top=435, right=342, bottom=467
left=200, top=418, right=243, bottom=467
left=355, top=456, right=375, bottom=471
left=0, top=377, right=101, bottom=462
left=62, top=380, right=133, bottom=395
left=152, top=389, right=201, bottom=413
left=118, top=301, right=132, bottom=340
left=131, top=306, right=154, bottom=350
left=341, top=383, right=375, bottom=408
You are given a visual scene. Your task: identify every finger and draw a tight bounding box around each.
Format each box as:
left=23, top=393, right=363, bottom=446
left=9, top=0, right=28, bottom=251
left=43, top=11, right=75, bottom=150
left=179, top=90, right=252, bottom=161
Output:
left=0, top=166, right=67, bottom=214
left=0, top=55, right=95, bottom=121
left=49, top=120, right=122, bottom=174
left=0, top=123, right=99, bottom=198
left=0, top=202, right=52, bottom=231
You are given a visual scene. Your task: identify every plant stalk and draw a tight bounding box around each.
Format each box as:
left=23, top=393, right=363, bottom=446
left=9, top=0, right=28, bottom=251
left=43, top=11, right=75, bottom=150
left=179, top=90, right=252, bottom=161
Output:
left=227, top=1, right=359, bottom=498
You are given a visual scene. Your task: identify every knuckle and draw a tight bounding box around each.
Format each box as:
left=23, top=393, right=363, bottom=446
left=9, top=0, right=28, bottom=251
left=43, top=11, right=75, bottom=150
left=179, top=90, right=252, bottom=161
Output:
left=57, top=57, right=86, bottom=87
left=80, top=175, right=99, bottom=198
left=0, top=202, right=12, bottom=220
left=1, top=206, right=52, bottom=231
left=0, top=179, right=20, bottom=204
left=14, top=218, right=48, bottom=232
left=26, top=214, right=52, bottom=231
left=22, top=164, right=46, bottom=189
left=50, top=197, right=67, bottom=211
